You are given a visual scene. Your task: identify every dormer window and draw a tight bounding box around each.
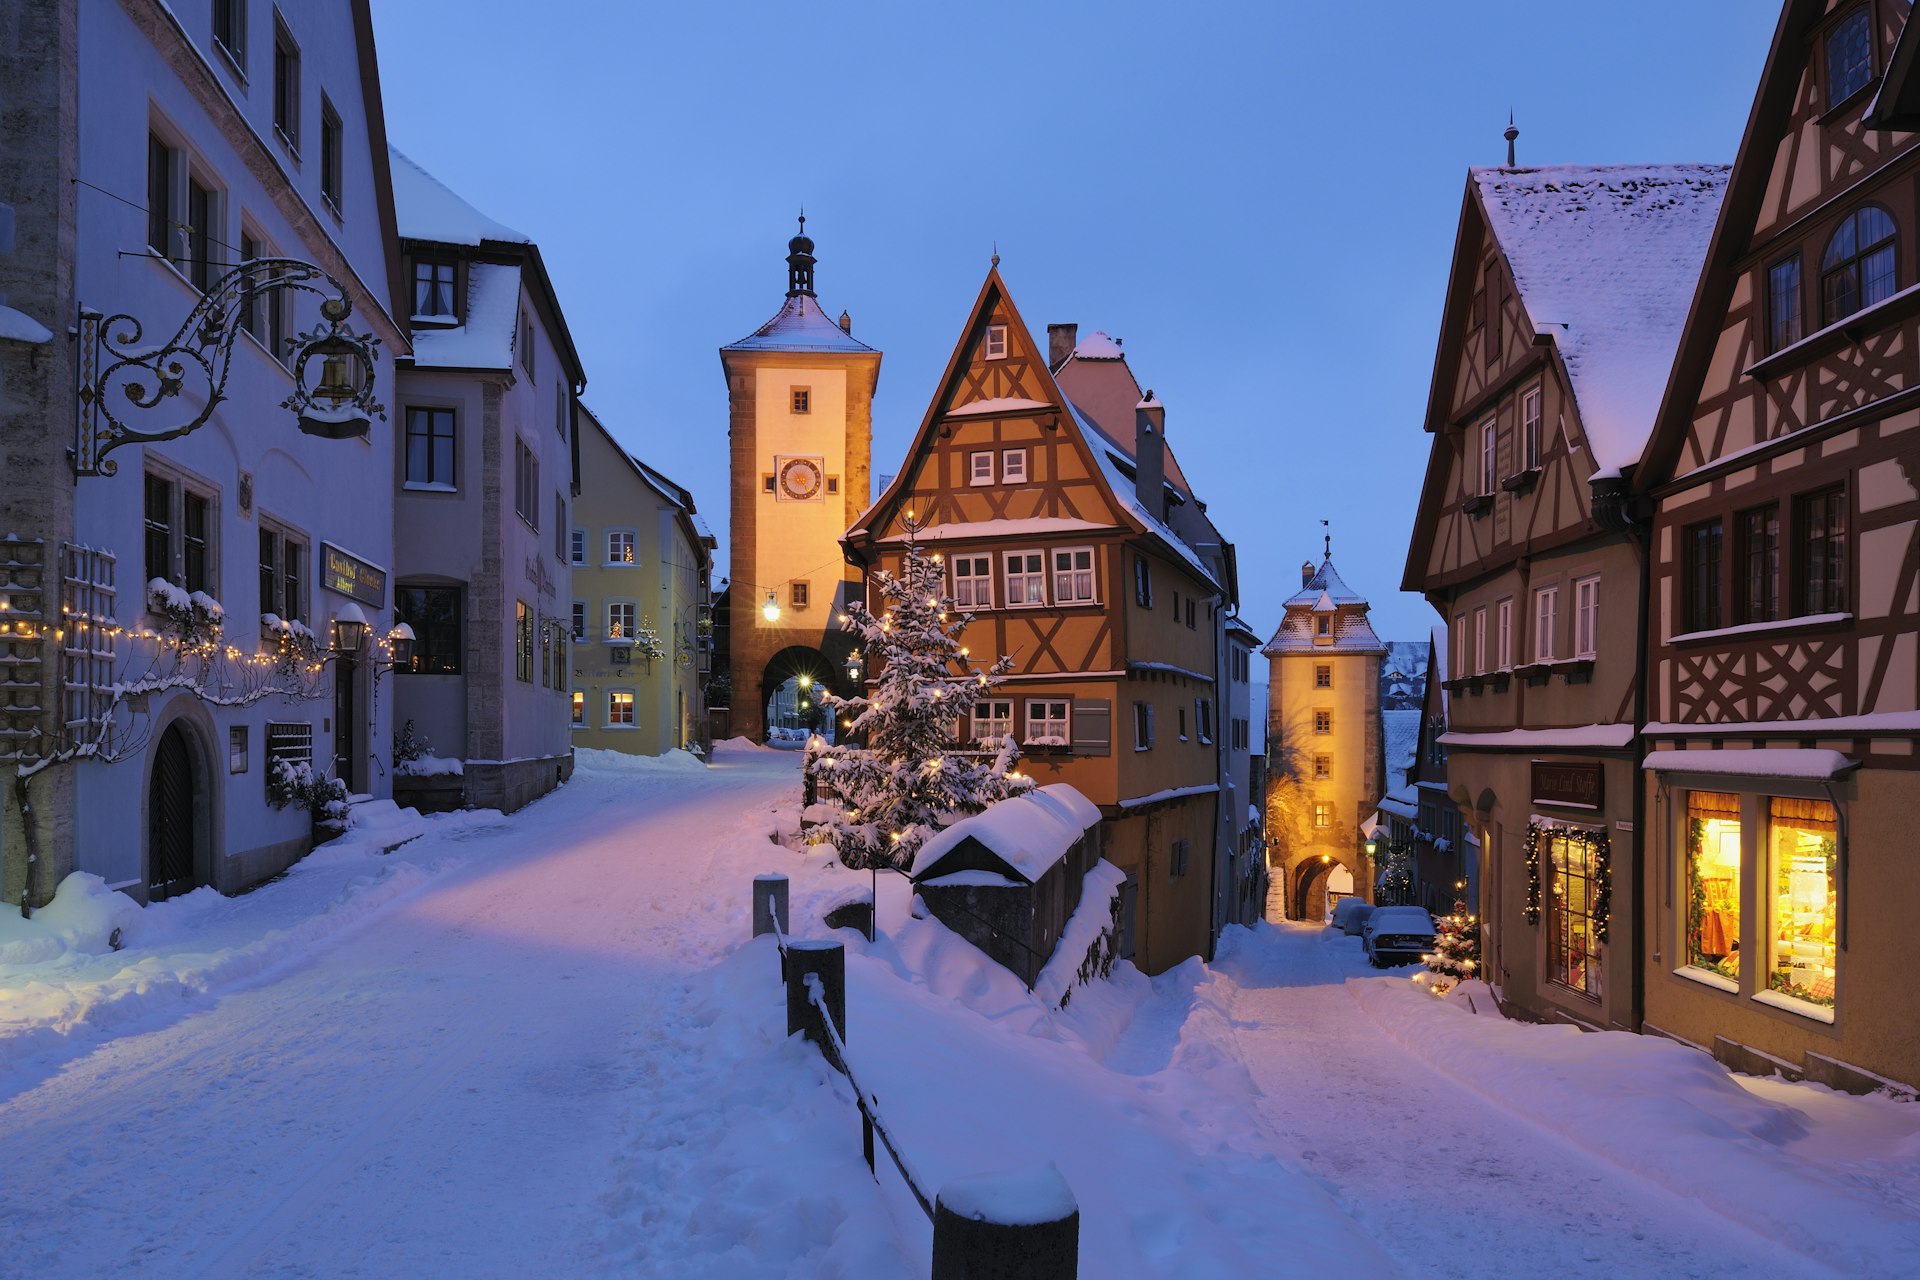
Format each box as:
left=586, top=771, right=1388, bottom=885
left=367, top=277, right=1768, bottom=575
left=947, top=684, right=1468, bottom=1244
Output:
left=984, top=324, right=1008, bottom=360
left=1821, top=205, right=1896, bottom=324
left=412, top=257, right=457, bottom=321
left=1826, top=7, right=1873, bottom=109
left=1316, top=614, right=1331, bottom=638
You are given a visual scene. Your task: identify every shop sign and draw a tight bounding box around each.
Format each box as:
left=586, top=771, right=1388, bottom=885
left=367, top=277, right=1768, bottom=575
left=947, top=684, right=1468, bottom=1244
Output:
left=1533, top=760, right=1603, bottom=810
left=321, top=542, right=387, bottom=607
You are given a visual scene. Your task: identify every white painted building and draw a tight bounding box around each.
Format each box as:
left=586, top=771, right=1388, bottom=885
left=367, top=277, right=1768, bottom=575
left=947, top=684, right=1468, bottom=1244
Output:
left=387, top=147, right=582, bottom=812
left=0, top=0, right=407, bottom=903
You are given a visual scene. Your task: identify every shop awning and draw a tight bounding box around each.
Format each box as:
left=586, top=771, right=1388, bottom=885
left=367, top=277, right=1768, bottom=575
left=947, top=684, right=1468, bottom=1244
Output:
left=1641, top=748, right=1858, bottom=780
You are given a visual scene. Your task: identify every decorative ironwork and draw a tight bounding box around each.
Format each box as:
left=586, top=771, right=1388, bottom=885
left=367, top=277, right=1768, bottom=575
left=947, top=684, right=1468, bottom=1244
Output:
left=73, top=257, right=386, bottom=477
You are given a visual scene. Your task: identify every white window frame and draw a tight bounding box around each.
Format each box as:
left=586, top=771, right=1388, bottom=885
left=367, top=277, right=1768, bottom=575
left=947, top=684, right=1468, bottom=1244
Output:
left=1133, top=701, right=1154, bottom=751
left=1496, top=597, right=1513, bottom=671
left=1521, top=385, right=1543, bottom=471
left=570, top=527, right=587, bottom=565
left=1473, top=607, right=1487, bottom=675
left=571, top=689, right=586, bottom=728
left=1004, top=550, right=1046, bottom=607
left=972, top=699, right=1013, bottom=742
left=1534, top=585, right=1559, bottom=662
left=1575, top=575, right=1601, bottom=658
left=605, top=529, right=636, bottom=566
left=1025, top=698, right=1069, bottom=746
left=984, top=324, right=1008, bottom=360
left=1002, top=448, right=1028, bottom=483
left=605, top=688, right=636, bottom=729
left=1052, top=546, right=1097, bottom=605
left=951, top=554, right=993, bottom=610
left=969, top=451, right=995, bottom=486
left=1480, top=419, right=1498, bottom=496
left=606, top=599, right=637, bottom=642
left=571, top=599, right=586, bottom=641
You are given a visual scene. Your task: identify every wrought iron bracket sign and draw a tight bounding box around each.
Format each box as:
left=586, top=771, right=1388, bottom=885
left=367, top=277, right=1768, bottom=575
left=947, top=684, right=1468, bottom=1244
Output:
left=73, top=256, right=386, bottom=478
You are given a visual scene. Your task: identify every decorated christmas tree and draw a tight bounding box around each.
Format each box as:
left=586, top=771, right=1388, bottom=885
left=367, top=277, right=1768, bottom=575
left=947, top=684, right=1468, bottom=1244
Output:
left=1425, top=900, right=1482, bottom=985
left=806, top=518, right=1033, bottom=870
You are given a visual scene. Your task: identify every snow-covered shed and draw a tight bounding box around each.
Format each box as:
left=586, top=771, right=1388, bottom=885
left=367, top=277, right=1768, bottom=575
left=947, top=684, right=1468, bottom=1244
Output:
left=910, top=785, right=1105, bottom=987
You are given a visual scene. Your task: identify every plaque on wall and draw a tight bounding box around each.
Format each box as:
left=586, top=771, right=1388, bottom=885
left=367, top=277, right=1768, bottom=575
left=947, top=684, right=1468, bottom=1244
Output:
left=609, top=647, right=633, bottom=665
left=1532, top=760, right=1604, bottom=810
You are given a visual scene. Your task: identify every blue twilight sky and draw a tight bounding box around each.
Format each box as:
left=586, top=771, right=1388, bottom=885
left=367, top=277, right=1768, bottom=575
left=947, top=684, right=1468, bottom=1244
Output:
left=370, top=1, right=1778, bottom=646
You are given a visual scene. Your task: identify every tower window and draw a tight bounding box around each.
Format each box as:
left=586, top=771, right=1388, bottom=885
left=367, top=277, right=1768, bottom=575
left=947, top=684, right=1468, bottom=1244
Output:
left=791, top=387, right=811, bottom=414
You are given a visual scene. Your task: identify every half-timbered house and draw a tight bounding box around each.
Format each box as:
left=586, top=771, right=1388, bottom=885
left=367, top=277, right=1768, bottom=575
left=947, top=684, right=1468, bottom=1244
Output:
left=1633, top=0, right=1920, bottom=1092
left=1405, top=161, right=1727, bottom=1030
left=845, top=271, right=1237, bottom=974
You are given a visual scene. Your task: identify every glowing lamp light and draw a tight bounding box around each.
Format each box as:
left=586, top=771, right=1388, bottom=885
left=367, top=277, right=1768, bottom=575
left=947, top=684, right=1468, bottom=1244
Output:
left=1364, top=837, right=1378, bottom=858
left=798, top=674, right=812, bottom=689
left=387, top=621, right=416, bottom=668
left=762, top=591, right=781, bottom=623
left=331, top=601, right=369, bottom=652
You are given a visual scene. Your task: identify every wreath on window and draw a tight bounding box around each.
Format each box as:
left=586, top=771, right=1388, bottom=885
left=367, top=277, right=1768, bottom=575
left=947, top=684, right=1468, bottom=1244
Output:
left=1524, top=821, right=1613, bottom=942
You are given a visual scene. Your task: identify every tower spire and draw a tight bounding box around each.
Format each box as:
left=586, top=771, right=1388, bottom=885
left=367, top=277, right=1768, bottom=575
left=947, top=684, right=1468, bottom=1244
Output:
left=1322, top=518, right=1331, bottom=561
left=786, top=211, right=816, bottom=298
left=1504, top=112, right=1519, bottom=167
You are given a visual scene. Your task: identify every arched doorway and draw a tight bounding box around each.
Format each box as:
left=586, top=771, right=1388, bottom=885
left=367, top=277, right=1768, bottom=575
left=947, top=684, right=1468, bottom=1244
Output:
left=147, top=722, right=203, bottom=900
left=1292, top=856, right=1353, bottom=922
left=759, top=645, right=843, bottom=744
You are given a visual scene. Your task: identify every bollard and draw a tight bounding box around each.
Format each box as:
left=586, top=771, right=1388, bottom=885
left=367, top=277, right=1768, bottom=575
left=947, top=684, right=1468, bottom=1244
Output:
left=785, top=939, right=846, bottom=1069
left=753, top=873, right=789, bottom=939
left=932, top=1163, right=1079, bottom=1280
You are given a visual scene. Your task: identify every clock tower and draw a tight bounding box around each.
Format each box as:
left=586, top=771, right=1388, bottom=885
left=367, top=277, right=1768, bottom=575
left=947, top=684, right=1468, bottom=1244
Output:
left=720, top=221, right=883, bottom=741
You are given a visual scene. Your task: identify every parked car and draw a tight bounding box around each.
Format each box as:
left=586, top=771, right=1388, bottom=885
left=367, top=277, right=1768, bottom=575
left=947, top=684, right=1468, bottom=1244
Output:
left=1332, top=897, right=1374, bottom=936
left=1363, top=906, right=1436, bottom=967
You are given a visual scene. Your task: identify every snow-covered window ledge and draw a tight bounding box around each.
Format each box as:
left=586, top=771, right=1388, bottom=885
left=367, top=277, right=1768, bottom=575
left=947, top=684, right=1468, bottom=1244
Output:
left=1743, top=279, right=1920, bottom=381
left=1752, top=988, right=1837, bottom=1025
left=1667, top=612, right=1852, bottom=647
left=1674, top=965, right=1739, bottom=995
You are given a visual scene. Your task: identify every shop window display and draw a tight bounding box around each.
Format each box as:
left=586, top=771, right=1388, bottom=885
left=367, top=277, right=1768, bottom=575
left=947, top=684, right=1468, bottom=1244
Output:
left=1547, top=829, right=1603, bottom=997
left=1686, top=790, right=1743, bottom=979
left=1768, top=798, right=1837, bottom=1008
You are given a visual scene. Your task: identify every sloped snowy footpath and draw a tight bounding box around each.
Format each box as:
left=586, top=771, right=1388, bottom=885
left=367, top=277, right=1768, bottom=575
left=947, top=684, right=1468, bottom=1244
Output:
left=0, top=746, right=1915, bottom=1276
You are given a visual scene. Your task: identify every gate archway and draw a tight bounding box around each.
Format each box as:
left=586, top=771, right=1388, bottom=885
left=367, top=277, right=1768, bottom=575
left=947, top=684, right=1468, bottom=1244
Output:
left=759, top=645, right=846, bottom=742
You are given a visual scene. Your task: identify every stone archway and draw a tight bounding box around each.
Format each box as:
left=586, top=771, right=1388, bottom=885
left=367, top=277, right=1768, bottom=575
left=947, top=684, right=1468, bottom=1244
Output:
left=1285, top=850, right=1364, bottom=922
left=758, top=645, right=845, bottom=743
left=142, top=700, right=220, bottom=901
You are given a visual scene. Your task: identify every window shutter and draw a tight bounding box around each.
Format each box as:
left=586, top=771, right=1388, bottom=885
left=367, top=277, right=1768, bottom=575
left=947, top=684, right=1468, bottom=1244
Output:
left=1072, top=698, right=1110, bottom=757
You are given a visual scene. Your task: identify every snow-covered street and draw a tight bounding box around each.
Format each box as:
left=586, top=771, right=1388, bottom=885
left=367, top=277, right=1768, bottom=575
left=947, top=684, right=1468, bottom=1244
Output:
left=1, top=747, right=1916, bottom=1277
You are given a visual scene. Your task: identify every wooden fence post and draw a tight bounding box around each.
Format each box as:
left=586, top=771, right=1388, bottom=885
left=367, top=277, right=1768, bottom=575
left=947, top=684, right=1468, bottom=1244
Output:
left=784, top=938, right=846, bottom=1069
left=932, top=1164, right=1079, bottom=1280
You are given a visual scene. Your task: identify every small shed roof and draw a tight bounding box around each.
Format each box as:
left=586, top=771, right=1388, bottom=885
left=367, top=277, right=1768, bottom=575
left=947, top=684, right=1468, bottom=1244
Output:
left=910, top=784, right=1101, bottom=884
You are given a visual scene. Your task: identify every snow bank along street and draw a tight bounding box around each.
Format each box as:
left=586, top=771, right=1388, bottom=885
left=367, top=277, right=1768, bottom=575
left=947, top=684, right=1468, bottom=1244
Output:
left=0, top=747, right=1916, bottom=1276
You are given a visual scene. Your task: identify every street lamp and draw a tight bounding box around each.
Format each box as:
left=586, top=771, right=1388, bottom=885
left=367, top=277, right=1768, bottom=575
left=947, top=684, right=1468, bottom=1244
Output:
left=74, top=258, right=385, bottom=477
left=846, top=647, right=863, bottom=682
left=762, top=591, right=781, bottom=623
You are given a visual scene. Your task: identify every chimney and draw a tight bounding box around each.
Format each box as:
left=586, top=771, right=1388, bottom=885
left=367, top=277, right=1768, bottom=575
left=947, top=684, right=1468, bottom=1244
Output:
left=838, top=310, right=852, bottom=334
left=1301, top=561, right=1315, bottom=586
left=1048, top=323, right=1078, bottom=371
left=1134, top=391, right=1166, bottom=522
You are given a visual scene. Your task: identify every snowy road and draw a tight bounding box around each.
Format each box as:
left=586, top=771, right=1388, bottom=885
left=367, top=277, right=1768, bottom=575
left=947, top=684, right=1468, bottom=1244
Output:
left=1216, top=926, right=1841, bottom=1278
left=0, top=748, right=847, bottom=1278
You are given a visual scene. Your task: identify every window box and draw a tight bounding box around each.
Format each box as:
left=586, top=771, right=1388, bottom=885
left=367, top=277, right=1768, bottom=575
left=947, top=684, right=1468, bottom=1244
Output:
left=1461, top=494, right=1493, bottom=518
left=1487, top=672, right=1512, bottom=694
left=1501, top=468, right=1541, bottom=495
left=1516, top=662, right=1552, bottom=687
left=1560, top=657, right=1595, bottom=685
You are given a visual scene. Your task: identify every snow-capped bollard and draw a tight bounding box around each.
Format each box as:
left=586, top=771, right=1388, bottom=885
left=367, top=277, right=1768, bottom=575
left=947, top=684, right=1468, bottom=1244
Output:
left=784, top=938, right=845, bottom=1069
left=932, top=1163, right=1079, bottom=1280
left=753, top=873, right=789, bottom=939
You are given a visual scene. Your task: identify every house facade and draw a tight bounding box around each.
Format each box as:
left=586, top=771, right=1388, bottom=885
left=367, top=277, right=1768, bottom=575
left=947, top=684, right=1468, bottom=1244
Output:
left=845, top=272, right=1237, bottom=974
left=1, top=0, right=408, bottom=904
left=1633, top=0, right=1920, bottom=1091
left=719, top=223, right=881, bottom=742
left=1263, top=554, right=1388, bottom=922
left=1405, top=161, right=1727, bottom=1030
left=1222, top=614, right=1266, bottom=929
left=388, top=147, right=581, bottom=813
left=569, top=405, right=716, bottom=757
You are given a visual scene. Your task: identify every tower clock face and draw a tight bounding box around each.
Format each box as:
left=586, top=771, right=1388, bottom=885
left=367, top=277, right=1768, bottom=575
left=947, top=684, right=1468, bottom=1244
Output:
left=776, top=455, right=825, bottom=501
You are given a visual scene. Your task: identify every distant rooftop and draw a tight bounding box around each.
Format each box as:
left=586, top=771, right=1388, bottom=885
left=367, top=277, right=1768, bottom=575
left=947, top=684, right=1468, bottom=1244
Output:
left=388, top=145, right=529, bottom=245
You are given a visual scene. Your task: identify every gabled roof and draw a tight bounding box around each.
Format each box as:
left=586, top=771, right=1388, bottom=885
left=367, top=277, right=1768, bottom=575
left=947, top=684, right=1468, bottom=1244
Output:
left=1471, top=163, right=1728, bottom=474
left=579, top=403, right=713, bottom=562
left=1263, top=554, right=1384, bottom=656
left=389, top=146, right=529, bottom=245
left=847, top=267, right=1219, bottom=589
left=723, top=293, right=877, bottom=354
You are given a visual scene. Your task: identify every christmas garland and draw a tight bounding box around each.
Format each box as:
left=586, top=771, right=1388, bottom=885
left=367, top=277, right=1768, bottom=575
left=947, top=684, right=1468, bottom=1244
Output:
left=1524, top=820, right=1612, bottom=941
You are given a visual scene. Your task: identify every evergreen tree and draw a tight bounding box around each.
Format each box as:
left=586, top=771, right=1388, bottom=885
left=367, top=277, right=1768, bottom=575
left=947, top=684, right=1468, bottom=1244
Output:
left=1425, top=899, right=1482, bottom=984
left=806, top=519, right=1033, bottom=869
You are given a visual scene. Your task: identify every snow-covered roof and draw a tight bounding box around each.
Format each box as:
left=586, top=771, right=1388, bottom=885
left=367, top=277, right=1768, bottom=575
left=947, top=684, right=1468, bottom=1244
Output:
left=909, top=784, right=1100, bottom=884
left=884, top=517, right=1110, bottom=544
left=1070, top=403, right=1220, bottom=588
left=0, top=304, right=53, bottom=345
left=1383, top=709, right=1422, bottom=794
left=1440, top=724, right=1635, bottom=751
left=1263, top=556, right=1385, bottom=656
left=1642, top=748, right=1858, bottom=780
left=1284, top=557, right=1366, bottom=608
left=388, top=146, right=529, bottom=245
left=724, top=293, right=877, bottom=354
left=945, top=396, right=1053, bottom=418
left=1472, top=164, right=1729, bottom=472
left=1072, top=330, right=1125, bottom=360
left=406, top=261, right=521, bottom=370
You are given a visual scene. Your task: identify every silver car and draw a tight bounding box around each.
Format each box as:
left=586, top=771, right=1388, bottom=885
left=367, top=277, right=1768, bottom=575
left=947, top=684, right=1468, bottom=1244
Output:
left=1363, top=906, right=1437, bottom=967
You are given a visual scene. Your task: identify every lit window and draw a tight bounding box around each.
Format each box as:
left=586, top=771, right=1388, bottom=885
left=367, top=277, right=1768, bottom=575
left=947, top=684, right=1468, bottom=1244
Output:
left=606, top=531, right=636, bottom=565
left=607, top=601, right=635, bottom=641
left=1768, top=797, right=1838, bottom=1008
left=1312, top=803, right=1331, bottom=829
left=571, top=690, right=585, bottom=727
left=1546, top=827, right=1603, bottom=997
left=1052, top=548, right=1096, bottom=603
left=1025, top=699, right=1069, bottom=746
left=607, top=690, right=635, bottom=727
left=515, top=601, right=533, bottom=682
left=972, top=700, right=1013, bottom=742
left=1685, top=790, right=1743, bottom=980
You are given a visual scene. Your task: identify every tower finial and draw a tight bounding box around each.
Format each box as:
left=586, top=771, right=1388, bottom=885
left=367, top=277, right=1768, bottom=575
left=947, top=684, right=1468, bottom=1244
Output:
left=1322, top=518, right=1331, bottom=561
left=786, top=212, right=817, bottom=298
left=991, top=240, right=1000, bottom=269
left=1504, top=112, right=1519, bottom=168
